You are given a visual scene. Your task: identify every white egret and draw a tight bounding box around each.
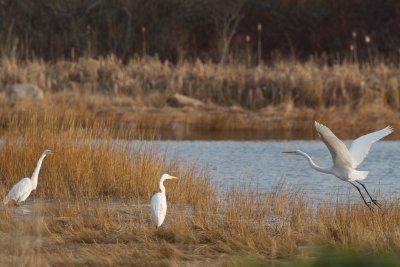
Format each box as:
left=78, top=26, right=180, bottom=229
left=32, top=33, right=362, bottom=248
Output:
left=3, top=149, right=53, bottom=206
left=283, top=121, right=393, bottom=210
left=150, top=173, right=179, bottom=227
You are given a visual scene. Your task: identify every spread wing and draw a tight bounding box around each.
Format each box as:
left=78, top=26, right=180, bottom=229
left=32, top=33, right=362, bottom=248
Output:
left=349, top=126, right=393, bottom=168
left=314, top=121, right=353, bottom=168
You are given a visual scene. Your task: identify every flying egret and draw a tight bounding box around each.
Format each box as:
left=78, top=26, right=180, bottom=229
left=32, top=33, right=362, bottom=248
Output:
left=283, top=121, right=393, bottom=210
left=150, top=173, right=179, bottom=227
left=3, top=149, right=53, bottom=206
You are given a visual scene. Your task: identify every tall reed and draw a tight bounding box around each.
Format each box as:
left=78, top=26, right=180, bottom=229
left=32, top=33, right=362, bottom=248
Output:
left=0, top=57, right=398, bottom=111
left=0, top=104, right=215, bottom=206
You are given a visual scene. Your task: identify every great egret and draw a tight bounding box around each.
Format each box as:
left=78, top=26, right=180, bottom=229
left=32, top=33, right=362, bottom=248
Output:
left=150, top=173, right=179, bottom=227
left=3, top=149, right=53, bottom=206
left=283, top=121, right=393, bottom=210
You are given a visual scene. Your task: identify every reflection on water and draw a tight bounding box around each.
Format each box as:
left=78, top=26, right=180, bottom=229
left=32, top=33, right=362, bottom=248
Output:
left=11, top=205, right=33, bottom=216
left=153, top=124, right=314, bottom=140
left=132, top=140, right=400, bottom=200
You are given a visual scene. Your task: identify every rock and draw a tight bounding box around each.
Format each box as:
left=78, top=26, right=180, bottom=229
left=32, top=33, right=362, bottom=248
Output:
left=226, top=105, right=245, bottom=113
left=6, top=83, right=44, bottom=104
left=166, top=93, right=204, bottom=108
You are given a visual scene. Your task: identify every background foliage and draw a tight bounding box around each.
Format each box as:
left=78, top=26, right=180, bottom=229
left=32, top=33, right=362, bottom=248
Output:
left=0, top=0, right=399, bottom=62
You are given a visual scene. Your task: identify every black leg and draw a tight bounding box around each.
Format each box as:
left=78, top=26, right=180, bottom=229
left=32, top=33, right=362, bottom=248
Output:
left=356, top=181, right=381, bottom=209
left=350, top=182, right=373, bottom=211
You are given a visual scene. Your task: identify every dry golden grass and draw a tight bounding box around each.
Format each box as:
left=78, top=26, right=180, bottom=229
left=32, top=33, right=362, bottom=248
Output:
left=0, top=57, right=398, bottom=110
left=0, top=105, right=215, bottom=207
left=0, top=56, right=400, bottom=139
left=0, top=57, right=399, bottom=265
left=0, top=187, right=400, bottom=266
left=0, top=56, right=399, bottom=139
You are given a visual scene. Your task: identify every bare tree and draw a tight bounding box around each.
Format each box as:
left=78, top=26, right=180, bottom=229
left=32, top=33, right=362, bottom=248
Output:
left=209, top=0, right=246, bottom=64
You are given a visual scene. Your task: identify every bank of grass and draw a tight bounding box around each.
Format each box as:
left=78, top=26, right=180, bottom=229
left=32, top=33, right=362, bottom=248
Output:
left=0, top=186, right=400, bottom=266
left=0, top=110, right=399, bottom=265
left=0, top=56, right=399, bottom=139
left=231, top=247, right=400, bottom=267
left=0, top=61, right=399, bottom=265
left=1, top=56, right=399, bottom=110
left=0, top=106, right=215, bottom=206
left=0, top=56, right=400, bottom=110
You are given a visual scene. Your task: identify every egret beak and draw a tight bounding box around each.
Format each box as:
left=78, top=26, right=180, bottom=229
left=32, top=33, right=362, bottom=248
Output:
left=169, top=176, right=179, bottom=180
left=282, top=151, right=296, bottom=154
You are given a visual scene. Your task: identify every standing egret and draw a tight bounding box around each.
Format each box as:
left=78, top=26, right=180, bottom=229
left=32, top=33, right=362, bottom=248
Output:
left=3, top=149, right=53, bottom=206
left=151, top=173, right=179, bottom=227
left=283, top=121, right=393, bottom=210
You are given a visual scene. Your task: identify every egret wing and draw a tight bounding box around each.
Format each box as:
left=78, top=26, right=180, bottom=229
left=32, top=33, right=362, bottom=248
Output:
left=349, top=126, right=393, bottom=168
left=6, top=178, right=32, bottom=202
left=151, top=193, right=167, bottom=227
left=314, top=121, right=353, bottom=168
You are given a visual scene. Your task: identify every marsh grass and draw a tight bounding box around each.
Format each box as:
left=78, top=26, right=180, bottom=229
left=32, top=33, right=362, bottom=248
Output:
left=0, top=57, right=399, bottom=265
left=0, top=56, right=398, bottom=139
left=0, top=105, right=215, bottom=206
left=1, top=186, right=400, bottom=266
left=0, top=57, right=398, bottom=112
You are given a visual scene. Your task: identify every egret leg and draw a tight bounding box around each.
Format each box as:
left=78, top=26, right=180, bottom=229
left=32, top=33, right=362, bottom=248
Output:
left=356, top=181, right=381, bottom=209
left=349, top=182, right=373, bottom=211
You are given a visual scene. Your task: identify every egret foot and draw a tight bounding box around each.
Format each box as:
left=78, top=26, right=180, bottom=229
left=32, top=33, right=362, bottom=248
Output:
left=371, top=199, right=381, bottom=209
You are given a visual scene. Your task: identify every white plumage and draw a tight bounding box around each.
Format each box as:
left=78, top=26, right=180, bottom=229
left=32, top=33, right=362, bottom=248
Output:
left=283, top=121, right=393, bottom=210
left=348, top=126, right=394, bottom=168
left=3, top=149, right=53, bottom=205
left=151, top=192, right=167, bottom=227
left=150, top=173, right=178, bottom=227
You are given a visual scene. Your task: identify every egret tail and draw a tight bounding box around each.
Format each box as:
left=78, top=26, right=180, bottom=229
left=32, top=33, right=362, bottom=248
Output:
left=3, top=196, right=10, bottom=205
left=349, top=170, right=369, bottom=181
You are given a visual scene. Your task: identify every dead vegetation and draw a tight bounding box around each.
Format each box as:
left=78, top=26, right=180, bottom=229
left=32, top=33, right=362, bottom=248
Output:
left=1, top=57, right=398, bottom=111
left=0, top=56, right=398, bottom=265
left=0, top=187, right=400, bottom=266
left=0, top=56, right=399, bottom=139
left=0, top=110, right=399, bottom=266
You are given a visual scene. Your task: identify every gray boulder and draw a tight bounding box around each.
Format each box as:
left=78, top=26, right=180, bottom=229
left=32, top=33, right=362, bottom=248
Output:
left=166, top=94, right=204, bottom=108
left=6, top=83, right=44, bottom=104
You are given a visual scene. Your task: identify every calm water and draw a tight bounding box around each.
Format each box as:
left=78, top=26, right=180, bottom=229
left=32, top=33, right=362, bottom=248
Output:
left=132, top=140, right=400, bottom=200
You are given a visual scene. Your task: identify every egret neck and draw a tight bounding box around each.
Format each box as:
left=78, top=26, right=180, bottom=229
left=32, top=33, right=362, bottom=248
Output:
left=296, top=150, right=332, bottom=174
left=159, top=176, right=167, bottom=194
left=30, top=153, right=47, bottom=190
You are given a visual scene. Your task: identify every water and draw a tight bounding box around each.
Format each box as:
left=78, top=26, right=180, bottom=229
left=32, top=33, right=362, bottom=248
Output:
left=132, top=140, right=400, bottom=200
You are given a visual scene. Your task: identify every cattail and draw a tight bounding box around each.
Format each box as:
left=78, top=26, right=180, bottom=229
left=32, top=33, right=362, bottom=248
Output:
left=257, top=23, right=263, bottom=65
left=246, top=35, right=251, bottom=67
left=86, top=24, right=91, bottom=58
left=71, top=47, right=75, bottom=61
left=142, top=27, right=147, bottom=58
left=365, top=35, right=372, bottom=62
left=351, top=31, right=358, bottom=63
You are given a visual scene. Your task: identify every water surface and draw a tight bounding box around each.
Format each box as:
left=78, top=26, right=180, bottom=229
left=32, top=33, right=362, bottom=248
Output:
left=133, top=140, right=400, bottom=200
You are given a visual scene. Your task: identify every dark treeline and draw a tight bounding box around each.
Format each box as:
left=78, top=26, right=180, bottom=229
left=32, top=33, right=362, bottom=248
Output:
left=0, top=0, right=399, bottom=63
